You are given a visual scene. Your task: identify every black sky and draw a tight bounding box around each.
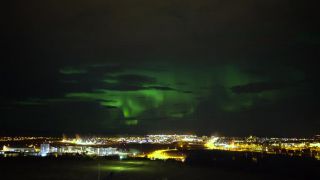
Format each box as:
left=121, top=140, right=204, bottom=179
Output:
left=1, top=0, right=320, bottom=137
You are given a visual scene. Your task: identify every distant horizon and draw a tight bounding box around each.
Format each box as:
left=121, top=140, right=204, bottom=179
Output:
left=1, top=133, right=319, bottom=139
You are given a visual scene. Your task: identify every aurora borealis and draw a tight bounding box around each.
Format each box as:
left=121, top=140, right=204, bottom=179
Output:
left=2, top=0, right=319, bottom=136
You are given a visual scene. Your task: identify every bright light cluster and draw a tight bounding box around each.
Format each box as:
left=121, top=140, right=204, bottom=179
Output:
left=205, top=136, right=320, bottom=156
left=147, top=149, right=185, bottom=162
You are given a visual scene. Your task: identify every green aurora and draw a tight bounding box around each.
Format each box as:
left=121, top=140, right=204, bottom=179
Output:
left=61, top=63, right=304, bottom=128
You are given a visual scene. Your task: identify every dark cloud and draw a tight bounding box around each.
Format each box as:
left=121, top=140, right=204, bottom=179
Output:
left=231, top=82, right=295, bottom=94
left=100, top=83, right=178, bottom=92
left=104, top=105, right=118, bottom=109
left=147, top=86, right=175, bottom=91
left=103, top=83, right=146, bottom=91
left=180, top=90, right=193, bottom=94
left=114, top=74, right=157, bottom=85
left=62, top=71, right=181, bottom=92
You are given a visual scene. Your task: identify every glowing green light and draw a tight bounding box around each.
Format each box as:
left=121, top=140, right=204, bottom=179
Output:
left=63, top=64, right=305, bottom=125
left=101, top=161, right=151, bottom=172
left=125, top=119, right=138, bottom=126
left=60, top=67, right=87, bottom=75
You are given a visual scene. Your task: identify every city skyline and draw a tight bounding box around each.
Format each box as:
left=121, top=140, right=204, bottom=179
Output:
left=1, top=134, right=319, bottom=161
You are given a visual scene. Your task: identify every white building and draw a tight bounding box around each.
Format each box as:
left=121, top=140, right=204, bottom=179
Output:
left=40, top=144, right=50, bottom=156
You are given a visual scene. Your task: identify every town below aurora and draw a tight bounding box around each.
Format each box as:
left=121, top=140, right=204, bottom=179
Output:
left=1, top=134, right=320, bottom=161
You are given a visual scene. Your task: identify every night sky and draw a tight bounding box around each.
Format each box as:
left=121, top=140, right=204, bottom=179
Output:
left=2, top=1, right=319, bottom=137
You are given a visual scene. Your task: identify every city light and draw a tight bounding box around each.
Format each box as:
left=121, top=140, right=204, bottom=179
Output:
left=1, top=134, right=319, bottom=161
left=147, top=149, right=186, bottom=162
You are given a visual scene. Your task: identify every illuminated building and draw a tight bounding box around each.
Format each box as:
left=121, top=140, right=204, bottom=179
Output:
left=40, top=144, right=50, bottom=157
left=2, top=145, right=37, bottom=153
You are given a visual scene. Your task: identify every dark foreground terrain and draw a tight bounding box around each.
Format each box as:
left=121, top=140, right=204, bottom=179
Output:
left=0, top=156, right=319, bottom=180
